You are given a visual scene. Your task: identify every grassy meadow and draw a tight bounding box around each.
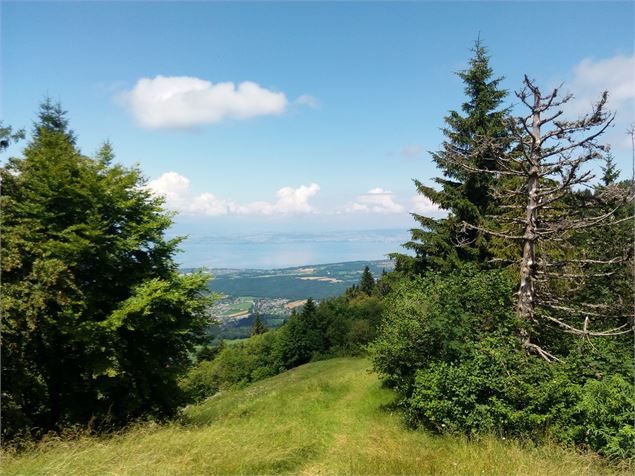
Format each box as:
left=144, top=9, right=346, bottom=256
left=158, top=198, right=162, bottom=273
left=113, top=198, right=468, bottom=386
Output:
left=2, top=358, right=628, bottom=475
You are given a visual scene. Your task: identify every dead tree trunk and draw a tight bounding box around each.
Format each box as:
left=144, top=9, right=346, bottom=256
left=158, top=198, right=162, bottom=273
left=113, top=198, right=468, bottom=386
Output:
left=517, top=91, right=542, bottom=327
left=449, top=75, right=634, bottom=361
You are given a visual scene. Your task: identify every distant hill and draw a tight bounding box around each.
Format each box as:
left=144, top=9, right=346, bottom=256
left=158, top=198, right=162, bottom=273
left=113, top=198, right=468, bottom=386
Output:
left=2, top=358, right=609, bottom=475
left=187, top=260, right=394, bottom=300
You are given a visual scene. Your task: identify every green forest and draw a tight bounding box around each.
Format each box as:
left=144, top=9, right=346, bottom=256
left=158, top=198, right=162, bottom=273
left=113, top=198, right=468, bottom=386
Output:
left=1, top=42, right=633, bottom=473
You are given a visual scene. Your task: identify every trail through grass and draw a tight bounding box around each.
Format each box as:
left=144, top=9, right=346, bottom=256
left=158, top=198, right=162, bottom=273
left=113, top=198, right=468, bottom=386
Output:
left=2, top=358, right=628, bottom=475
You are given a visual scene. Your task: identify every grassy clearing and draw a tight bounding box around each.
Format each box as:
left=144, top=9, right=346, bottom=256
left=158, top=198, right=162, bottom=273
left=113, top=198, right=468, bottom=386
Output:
left=2, top=358, right=629, bottom=475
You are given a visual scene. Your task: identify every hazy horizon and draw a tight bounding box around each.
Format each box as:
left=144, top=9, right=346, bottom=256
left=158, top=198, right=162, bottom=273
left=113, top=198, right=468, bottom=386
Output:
left=173, top=228, right=410, bottom=270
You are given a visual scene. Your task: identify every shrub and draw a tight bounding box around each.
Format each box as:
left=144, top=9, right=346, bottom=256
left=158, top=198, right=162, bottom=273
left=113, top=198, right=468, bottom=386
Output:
left=371, top=268, right=634, bottom=460
left=370, top=268, right=517, bottom=392
left=180, top=331, right=282, bottom=401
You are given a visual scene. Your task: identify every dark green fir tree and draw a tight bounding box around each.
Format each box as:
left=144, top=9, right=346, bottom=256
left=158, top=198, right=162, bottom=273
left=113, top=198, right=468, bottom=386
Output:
left=251, top=313, right=268, bottom=336
left=396, top=40, right=510, bottom=273
left=359, top=266, right=375, bottom=295
left=1, top=100, right=212, bottom=439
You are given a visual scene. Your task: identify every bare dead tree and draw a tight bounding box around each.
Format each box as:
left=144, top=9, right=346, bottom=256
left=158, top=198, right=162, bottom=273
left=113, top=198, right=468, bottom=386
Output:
left=448, top=76, right=634, bottom=361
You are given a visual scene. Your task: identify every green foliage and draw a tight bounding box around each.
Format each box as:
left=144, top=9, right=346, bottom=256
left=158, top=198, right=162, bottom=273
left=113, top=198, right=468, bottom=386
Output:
left=370, top=268, right=517, bottom=391
left=195, top=341, right=226, bottom=363
left=396, top=40, right=510, bottom=273
left=601, top=153, right=621, bottom=186
left=274, top=299, right=324, bottom=368
left=359, top=266, right=376, bottom=295
left=182, top=292, right=384, bottom=402
left=569, top=375, right=635, bottom=461
left=180, top=330, right=282, bottom=401
left=1, top=101, right=213, bottom=439
left=251, top=314, right=268, bottom=336
left=371, top=269, right=634, bottom=459
left=0, top=121, right=25, bottom=151
left=407, top=342, right=635, bottom=460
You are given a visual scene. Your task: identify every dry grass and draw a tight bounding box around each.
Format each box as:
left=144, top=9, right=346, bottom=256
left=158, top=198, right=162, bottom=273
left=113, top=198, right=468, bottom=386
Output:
left=2, top=358, right=630, bottom=475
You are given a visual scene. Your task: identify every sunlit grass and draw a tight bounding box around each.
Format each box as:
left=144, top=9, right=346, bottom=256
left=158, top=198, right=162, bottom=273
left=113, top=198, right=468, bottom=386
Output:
left=2, top=358, right=629, bottom=475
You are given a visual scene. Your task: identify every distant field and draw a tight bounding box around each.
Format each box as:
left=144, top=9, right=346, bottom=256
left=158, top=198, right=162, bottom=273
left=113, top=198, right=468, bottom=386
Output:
left=218, top=297, right=254, bottom=316
left=3, top=358, right=626, bottom=476
left=205, top=260, right=393, bottom=301
left=210, top=275, right=349, bottom=300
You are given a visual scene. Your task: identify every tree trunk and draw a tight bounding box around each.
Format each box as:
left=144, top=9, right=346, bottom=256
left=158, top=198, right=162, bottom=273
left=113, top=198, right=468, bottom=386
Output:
left=517, top=92, right=542, bottom=340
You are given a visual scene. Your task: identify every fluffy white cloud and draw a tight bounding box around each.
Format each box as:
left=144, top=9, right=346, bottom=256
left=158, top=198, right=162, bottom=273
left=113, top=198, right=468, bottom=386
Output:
left=121, top=76, right=288, bottom=129
left=147, top=171, right=191, bottom=210
left=347, top=188, right=404, bottom=214
left=273, top=183, right=321, bottom=214
left=410, top=194, right=444, bottom=216
left=567, top=54, right=634, bottom=119
left=146, top=172, right=320, bottom=216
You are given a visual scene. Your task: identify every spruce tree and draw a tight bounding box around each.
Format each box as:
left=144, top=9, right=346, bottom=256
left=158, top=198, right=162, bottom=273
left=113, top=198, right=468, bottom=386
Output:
left=1, top=100, right=212, bottom=438
left=397, top=40, right=509, bottom=273
left=251, top=313, right=267, bottom=336
left=359, top=266, right=375, bottom=295
left=601, top=152, right=620, bottom=186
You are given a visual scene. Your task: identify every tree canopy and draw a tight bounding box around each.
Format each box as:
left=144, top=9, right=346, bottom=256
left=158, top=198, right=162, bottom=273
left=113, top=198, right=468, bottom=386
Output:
left=1, top=100, right=213, bottom=439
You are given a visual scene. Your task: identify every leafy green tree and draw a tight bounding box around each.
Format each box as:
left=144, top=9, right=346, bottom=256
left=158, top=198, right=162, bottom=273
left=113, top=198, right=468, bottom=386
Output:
left=359, top=266, right=375, bottom=295
left=396, top=40, right=509, bottom=273
left=1, top=100, right=213, bottom=438
left=251, top=313, right=268, bottom=336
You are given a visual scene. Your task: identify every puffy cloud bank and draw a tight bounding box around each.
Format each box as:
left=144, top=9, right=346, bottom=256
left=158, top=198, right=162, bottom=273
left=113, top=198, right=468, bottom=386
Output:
left=147, top=172, right=320, bottom=216
left=410, top=194, right=443, bottom=215
left=347, top=188, right=405, bottom=214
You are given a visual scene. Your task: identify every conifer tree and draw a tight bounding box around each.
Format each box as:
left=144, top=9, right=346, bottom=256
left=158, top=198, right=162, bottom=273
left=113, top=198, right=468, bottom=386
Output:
left=251, top=313, right=268, bottom=336
left=359, top=266, right=375, bottom=295
left=397, top=40, right=509, bottom=273
left=601, top=152, right=620, bottom=186
left=444, top=77, right=634, bottom=359
left=1, top=100, right=212, bottom=438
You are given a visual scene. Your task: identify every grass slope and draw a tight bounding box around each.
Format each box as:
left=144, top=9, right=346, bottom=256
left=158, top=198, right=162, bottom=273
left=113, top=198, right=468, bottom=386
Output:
left=2, top=358, right=627, bottom=475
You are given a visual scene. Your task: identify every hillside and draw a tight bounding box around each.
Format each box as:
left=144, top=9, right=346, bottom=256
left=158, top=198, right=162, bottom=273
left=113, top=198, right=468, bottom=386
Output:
left=2, top=358, right=625, bottom=476
left=205, top=260, right=394, bottom=339
left=204, top=260, right=394, bottom=301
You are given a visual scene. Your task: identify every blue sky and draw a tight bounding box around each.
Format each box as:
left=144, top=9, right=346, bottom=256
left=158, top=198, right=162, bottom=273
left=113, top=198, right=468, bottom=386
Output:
left=2, top=1, right=634, bottom=236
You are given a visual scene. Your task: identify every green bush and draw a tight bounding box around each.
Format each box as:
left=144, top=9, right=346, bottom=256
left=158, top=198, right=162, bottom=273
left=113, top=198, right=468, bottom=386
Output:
left=371, top=268, right=634, bottom=460
left=567, top=375, right=635, bottom=460
left=370, top=268, right=517, bottom=391
left=180, top=331, right=282, bottom=401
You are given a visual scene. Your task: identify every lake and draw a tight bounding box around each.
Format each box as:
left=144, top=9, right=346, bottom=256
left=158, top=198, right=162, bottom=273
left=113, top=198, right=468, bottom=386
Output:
left=172, top=229, right=411, bottom=269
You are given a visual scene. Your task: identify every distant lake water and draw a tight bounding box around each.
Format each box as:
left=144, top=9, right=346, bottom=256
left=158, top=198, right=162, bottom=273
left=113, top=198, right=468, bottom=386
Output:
left=173, top=229, right=411, bottom=269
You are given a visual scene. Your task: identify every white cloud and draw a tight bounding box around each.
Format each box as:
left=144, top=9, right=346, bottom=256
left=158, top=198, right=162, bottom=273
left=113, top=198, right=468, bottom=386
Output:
left=567, top=54, right=634, bottom=119
left=146, top=172, right=320, bottom=216
left=121, top=76, right=288, bottom=129
left=401, top=144, right=423, bottom=158
left=295, top=94, right=320, bottom=109
left=147, top=171, right=191, bottom=210
left=347, top=188, right=404, bottom=214
left=273, top=183, right=321, bottom=214
left=410, top=194, right=444, bottom=216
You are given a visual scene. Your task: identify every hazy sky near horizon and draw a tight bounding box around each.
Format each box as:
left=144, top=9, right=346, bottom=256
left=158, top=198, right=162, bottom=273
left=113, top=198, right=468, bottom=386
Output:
left=2, top=1, right=633, bottom=235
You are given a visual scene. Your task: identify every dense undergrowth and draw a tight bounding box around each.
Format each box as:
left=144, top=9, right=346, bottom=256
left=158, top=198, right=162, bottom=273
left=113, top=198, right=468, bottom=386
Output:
left=370, top=269, right=635, bottom=461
